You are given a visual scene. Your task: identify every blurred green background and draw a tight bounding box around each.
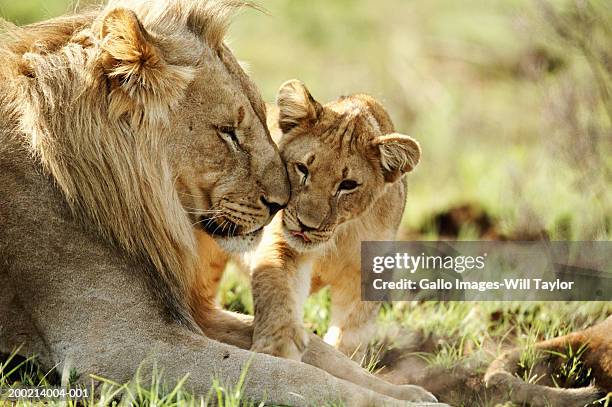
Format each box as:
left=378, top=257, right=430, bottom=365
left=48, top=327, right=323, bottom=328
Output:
left=2, top=0, right=610, bottom=240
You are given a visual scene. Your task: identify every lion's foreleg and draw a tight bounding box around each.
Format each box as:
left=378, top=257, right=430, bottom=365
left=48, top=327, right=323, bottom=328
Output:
left=154, top=330, right=434, bottom=407
left=195, top=306, right=254, bottom=349
left=56, top=312, right=424, bottom=407
left=198, top=306, right=439, bottom=403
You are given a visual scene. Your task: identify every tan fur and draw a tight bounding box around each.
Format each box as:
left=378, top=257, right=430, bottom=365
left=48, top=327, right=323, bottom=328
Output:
left=484, top=316, right=611, bottom=407
left=0, top=3, right=450, bottom=405
left=250, top=80, right=420, bottom=359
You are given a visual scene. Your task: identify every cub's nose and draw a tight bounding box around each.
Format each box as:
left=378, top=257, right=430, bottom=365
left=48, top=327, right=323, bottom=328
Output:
left=297, top=216, right=317, bottom=232
left=261, top=196, right=285, bottom=217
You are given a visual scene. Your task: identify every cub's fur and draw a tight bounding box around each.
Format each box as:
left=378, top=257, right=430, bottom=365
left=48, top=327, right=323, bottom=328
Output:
left=248, top=80, right=421, bottom=363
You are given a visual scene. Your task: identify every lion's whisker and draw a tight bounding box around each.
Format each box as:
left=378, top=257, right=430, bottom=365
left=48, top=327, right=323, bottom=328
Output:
left=183, top=206, right=222, bottom=213
left=211, top=219, right=227, bottom=236
left=185, top=210, right=221, bottom=216
left=177, top=191, right=208, bottom=198
left=191, top=214, right=225, bottom=227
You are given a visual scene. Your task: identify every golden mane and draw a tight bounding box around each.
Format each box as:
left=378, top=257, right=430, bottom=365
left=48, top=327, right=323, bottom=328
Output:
left=0, top=0, right=253, bottom=327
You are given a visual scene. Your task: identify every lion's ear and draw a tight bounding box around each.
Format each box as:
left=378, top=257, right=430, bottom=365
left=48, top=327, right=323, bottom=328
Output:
left=276, top=79, right=322, bottom=133
left=99, top=8, right=162, bottom=86
left=373, top=133, right=421, bottom=182
left=99, top=8, right=195, bottom=123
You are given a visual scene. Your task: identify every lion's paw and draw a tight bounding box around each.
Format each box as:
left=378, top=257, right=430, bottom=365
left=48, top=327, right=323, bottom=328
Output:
left=394, top=384, right=438, bottom=403
left=251, top=324, right=309, bottom=361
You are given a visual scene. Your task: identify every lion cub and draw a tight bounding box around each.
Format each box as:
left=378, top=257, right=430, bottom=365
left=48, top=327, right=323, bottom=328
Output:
left=248, top=80, right=421, bottom=361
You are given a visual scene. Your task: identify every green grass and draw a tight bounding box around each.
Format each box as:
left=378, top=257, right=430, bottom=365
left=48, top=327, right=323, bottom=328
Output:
left=0, top=350, right=350, bottom=406
left=517, top=327, right=546, bottom=385
left=2, top=294, right=609, bottom=406
left=549, top=342, right=593, bottom=389
left=0, top=349, right=266, bottom=407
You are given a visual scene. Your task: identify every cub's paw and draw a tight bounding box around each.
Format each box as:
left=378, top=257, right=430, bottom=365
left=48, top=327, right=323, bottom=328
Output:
left=395, top=384, right=438, bottom=403
left=251, top=325, right=309, bottom=361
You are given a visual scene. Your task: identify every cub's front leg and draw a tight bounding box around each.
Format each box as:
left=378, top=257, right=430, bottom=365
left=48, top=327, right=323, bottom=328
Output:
left=250, top=244, right=311, bottom=361
left=325, top=277, right=380, bottom=361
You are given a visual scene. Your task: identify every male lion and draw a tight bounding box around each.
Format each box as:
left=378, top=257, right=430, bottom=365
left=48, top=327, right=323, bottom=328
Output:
left=0, top=1, right=447, bottom=405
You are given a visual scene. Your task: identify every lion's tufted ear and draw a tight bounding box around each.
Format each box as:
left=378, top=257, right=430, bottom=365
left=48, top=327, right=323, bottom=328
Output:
left=373, top=133, right=421, bottom=183
left=100, top=8, right=160, bottom=81
left=276, top=79, right=322, bottom=133
left=98, top=8, right=195, bottom=125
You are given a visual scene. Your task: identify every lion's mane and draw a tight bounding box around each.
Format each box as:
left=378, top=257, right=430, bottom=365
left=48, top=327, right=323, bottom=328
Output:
left=0, top=0, right=250, bottom=325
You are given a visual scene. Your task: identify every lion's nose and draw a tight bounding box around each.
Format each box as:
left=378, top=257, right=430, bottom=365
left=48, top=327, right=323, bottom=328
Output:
left=261, top=196, right=285, bottom=217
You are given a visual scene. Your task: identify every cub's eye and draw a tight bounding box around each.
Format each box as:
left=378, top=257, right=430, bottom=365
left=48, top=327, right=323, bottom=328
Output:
left=219, top=126, right=239, bottom=145
left=338, top=179, right=359, bottom=191
left=296, top=163, right=309, bottom=178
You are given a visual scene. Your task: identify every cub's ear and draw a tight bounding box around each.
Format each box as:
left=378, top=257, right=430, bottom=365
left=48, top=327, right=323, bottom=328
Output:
left=276, top=79, right=323, bottom=133
left=98, top=8, right=194, bottom=123
left=373, top=133, right=421, bottom=182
